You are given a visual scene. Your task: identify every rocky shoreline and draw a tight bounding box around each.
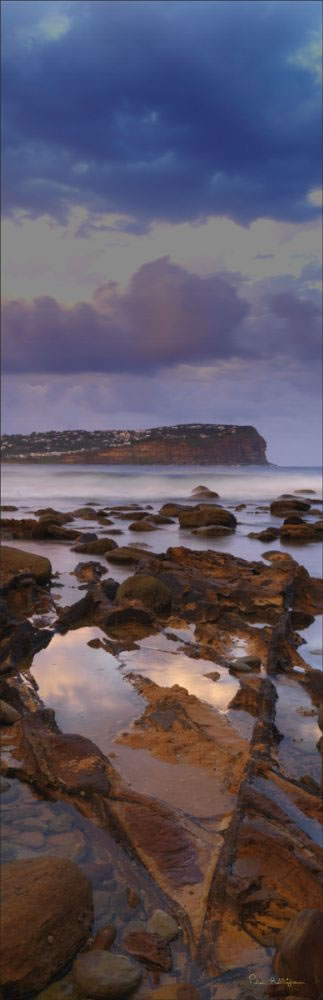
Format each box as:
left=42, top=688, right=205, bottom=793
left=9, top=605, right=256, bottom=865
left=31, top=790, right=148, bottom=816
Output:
left=0, top=489, right=322, bottom=1000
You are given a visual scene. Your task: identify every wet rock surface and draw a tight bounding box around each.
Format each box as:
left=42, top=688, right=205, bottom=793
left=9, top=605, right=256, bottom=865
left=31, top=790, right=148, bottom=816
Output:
left=72, top=950, right=142, bottom=997
left=0, top=858, right=93, bottom=998
left=0, top=490, right=322, bottom=1000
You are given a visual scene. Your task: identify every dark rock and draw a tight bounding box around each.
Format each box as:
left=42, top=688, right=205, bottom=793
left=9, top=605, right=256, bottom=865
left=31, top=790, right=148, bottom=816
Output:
left=129, top=519, right=156, bottom=532
left=192, top=525, right=234, bottom=537
left=101, top=578, right=119, bottom=601
left=0, top=546, right=52, bottom=587
left=92, top=925, right=117, bottom=951
left=0, top=857, right=93, bottom=998
left=179, top=504, right=236, bottom=530
left=56, top=592, right=97, bottom=631
left=106, top=546, right=151, bottom=565
left=248, top=528, right=280, bottom=542
left=273, top=909, right=323, bottom=999
left=0, top=699, right=21, bottom=725
left=124, top=930, right=172, bottom=971
left=117, top=575, right=172, bottom=613
left=73, top=538, right=118, bottom=555
left=191, top=485, right=220, bottom=498
left=270, top=499, right=311, bottom=516
left=73, top=562, right=106, bottom=583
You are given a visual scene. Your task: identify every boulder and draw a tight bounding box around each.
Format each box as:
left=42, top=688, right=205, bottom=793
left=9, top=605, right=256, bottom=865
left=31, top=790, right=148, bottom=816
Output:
left=248, top=528, right=280, bottom=542
left=0, top=546, right=52, bottom=587
left=72, top=950, right=142, bottom=998
left=270, top=499, right=311, bottom=516
left=191, top=485, right=219, bottom=498
left=146, top=909, right=179, bottom=942
left=73, top=538, right=118, bottom=554
left=128, top=519, right=156, bottom=532
left=273, top=909, right=323, bottom=999
left=31, top=520, right=80, bottom=541
left=117, top=575, right=172, bottom=613
left=0, top=858, right=93, bottom=998
left=280, top=522, right=323, bottom=542
left=179, top=504, right=236, bottom=530
left=106, top=546, right=150, bottom=565
left=192, top=525, right=234, bottom=537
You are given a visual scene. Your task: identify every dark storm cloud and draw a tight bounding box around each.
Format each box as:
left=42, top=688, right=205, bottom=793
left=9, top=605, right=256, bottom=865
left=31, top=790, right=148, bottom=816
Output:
left=2, top=0, right=321, bottom=227
left=2, top=257, right=321, bottom=375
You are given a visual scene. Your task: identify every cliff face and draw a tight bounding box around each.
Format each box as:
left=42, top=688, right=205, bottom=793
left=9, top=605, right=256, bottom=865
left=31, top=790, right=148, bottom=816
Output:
left=1, top=424, right=268, bottom=464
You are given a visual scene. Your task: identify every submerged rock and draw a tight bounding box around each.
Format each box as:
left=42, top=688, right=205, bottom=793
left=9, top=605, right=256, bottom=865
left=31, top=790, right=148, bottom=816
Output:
left=191, top=485, right=220, bottom=498
left=123, top=930, right=172, bottom=970
left=273, top=909, right=323, bottom=999
left=72, top=950, right=142, bottom=998
left=0, top=857, right=93, bottom=998
left=146, top=908, right=179, bottom=942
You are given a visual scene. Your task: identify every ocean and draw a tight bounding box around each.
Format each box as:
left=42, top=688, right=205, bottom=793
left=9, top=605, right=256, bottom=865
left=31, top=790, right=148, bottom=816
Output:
left=2, top=462, right=322, bottom=578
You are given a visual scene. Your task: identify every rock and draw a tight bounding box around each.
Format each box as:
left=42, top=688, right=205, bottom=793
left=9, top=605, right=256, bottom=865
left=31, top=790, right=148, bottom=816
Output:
left=124, top=931, right=172, bottom=971
left=159, top=503, right=189, bottom=517
left=0, top=777, right=11, bottom=794
left=105, top=605, right=154, bottom=628
left=31, top=520, right=80, bottom=541
left=73, top=538, right=118, bottom=555
left=280, top=522, right=323, bottom=542
left=273, top=909, right=323, bottom=999
left=229, top=676, right=276, bottom=716
left=0, top=546, right=52, bottom=587
left=129, top=519, right=156, bottom=532
left=270, top=499, right=311, bottom=516
left=106, top=546, right=150, bottom=565
left=192, top=525, right=234, bottom=537
left=146, top=909, right=179, bottom=942
left=179, top=504, right=236, bottom=530
left=126, top=887, right=140, bottom=908
left=72, top=950, right=142, bottom=998
left=101, top=578, right=119, bottom=601
left=204, top=671, right=221, bottom=681
left=283, top=515, right=305, bottom=524
left=92, top=925, right=117, bottom=951
left=73, top=561, right=106, bottom=583
left=145, top=986, right=200, bottom=1000
left=56, top=592, right=96, bottom=631
left=117, top=575, right=172, bottom=613
left=191, top=485, right=219, bottom=498
left=229, top=655, right=261, bottom=673
left=248, top=528, right=280, bottom=542
left=295, top=489, right=317, bottom=494
left=0, top=857, right=93, bottom=998
left=0, top=699, right=21, bottom=725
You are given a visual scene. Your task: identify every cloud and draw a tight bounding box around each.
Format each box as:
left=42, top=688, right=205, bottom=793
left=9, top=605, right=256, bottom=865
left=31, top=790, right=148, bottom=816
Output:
left=2, top=257, right=321, bottom=375
left=2, top=0, right=322, bottom=227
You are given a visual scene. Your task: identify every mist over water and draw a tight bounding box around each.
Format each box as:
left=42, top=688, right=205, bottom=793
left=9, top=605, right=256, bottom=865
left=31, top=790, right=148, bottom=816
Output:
left=2, top=462, right=322, bottom=506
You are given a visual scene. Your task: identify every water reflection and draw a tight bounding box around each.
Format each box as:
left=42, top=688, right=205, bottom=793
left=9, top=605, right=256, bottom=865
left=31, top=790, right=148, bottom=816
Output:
left=119, top=638, right=239, bottom=713
left=275, top=675, right=320, bottom=783
left=30, top=628, right=143, bottom=754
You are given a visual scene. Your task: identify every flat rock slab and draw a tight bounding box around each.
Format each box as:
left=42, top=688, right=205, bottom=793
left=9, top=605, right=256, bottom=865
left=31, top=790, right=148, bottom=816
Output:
left=124, top=930, right=172, bottom=970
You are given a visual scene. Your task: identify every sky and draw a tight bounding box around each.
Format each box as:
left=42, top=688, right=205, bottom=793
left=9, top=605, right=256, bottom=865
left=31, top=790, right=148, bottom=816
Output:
left=1, top=0, right=322, bottom=464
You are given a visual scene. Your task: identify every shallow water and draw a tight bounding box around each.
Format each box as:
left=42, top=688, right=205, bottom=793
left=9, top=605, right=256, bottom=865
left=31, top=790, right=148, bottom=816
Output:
left=29, top=627, right=143, bottom=754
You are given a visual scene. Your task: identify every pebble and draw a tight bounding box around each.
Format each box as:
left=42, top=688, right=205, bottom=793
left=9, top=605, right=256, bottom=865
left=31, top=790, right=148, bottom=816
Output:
left=146, top=909, right=179, bottom=942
